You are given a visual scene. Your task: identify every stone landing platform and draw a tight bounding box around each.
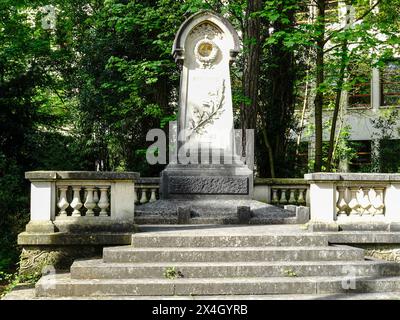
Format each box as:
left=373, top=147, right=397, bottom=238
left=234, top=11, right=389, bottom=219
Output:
left=135, top=200, right=308, bottom=224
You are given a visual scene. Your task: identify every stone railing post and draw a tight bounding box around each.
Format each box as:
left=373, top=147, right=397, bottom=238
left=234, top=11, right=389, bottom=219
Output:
left=25, top=172, right=57, bottom=233
left=304, top=173, right=341, bottom=231
left=111, top=181, right=136, bottom=220
left=384, top=179, right=400, bottom=231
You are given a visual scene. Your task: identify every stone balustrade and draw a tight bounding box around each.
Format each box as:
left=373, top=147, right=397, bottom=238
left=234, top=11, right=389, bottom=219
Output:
left=304, top=173, right=400, bottom=231
left=134, top=178, right=160, bottom=205
left=253, top=178, right=310, bottom=207
left=56, top=184, right=111, bottom=217
left=24, top=171, right=139, bottom=233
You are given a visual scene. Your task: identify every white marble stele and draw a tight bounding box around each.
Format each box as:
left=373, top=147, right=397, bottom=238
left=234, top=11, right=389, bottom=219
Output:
left=161, top=10, right=253, bottom=199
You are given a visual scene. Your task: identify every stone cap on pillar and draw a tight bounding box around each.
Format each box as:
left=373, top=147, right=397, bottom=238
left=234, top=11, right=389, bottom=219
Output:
left=25, top=171, right=140, bottom=182
left=304, top=172, right=400, bottom=182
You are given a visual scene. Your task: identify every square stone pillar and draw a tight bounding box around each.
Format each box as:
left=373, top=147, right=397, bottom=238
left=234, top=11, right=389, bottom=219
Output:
left=111, top=181, right=136, bottom=221
left=385, top=183, right=400, bottom=226
left=309, top=182, right=337, bottom=223
left=26, top=181, right=56, bottom=233
left=304, top=173, right=340, bottom=231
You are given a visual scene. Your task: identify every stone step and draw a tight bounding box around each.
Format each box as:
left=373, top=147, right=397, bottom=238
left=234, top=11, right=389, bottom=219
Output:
left=6, top=288, right=400, bottom=300
left=35, top=273, right=400, bottom=297
left=102, top=245, right=364, bottom=263
left=70, top=259, right=400, bottom=279
left=131, top=234, right=328, bottom=248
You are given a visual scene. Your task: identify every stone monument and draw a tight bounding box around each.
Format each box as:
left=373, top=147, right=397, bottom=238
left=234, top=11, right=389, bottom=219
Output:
left=160, top=10, right=253, bottom=200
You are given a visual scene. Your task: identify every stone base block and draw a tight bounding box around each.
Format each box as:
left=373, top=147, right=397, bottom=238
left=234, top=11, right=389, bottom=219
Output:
left=161, top=164, right=253, bottom=200
left=25, top=221, right=56, bottom=233
left=177, top=207, right=191, bottom=224
left=237, top=206, right=251, bottom=224
left=296, top=206, right=310, bottom=224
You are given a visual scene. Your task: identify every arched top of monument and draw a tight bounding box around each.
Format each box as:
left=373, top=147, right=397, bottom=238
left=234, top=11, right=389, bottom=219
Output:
left=172, top=10, right=240, bottom=63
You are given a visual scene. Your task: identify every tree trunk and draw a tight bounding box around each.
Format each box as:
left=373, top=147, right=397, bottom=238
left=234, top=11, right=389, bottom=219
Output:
left=241, top=0, right=263, bottom=156
left=326, top=41, right=348, bottom=171
left=313, top=0, right=326, bottom=172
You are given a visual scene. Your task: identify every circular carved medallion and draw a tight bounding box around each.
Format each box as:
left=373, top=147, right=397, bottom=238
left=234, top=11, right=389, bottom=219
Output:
left=195, top=37, right=219, bottom=68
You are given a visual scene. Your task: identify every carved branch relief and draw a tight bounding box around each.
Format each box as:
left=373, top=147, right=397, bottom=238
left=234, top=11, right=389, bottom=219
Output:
left=189, top=79, right=226, bottom=136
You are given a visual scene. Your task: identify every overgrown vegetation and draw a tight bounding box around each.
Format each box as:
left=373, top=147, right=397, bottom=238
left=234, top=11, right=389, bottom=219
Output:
left=0, top=270, right=41, bottom=297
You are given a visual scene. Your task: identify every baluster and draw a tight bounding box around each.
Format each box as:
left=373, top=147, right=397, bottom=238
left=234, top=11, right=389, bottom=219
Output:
left=140, top=188, right=148, bottom=204
left=93, top=188, right=99, bottom=212
left=150, top=188, right=157, bottom=202
left=70, top=186, right=83, bottom=217
left=336, top=187, right=349, bottom=216
left=348, top=187, right=360, bottom=215
left=279, top=189, right=288, bottom=204
left=57, top=186, right=69, bottom=217
left=98, top=187, right=110, bottom=217
left=84, top=186, right=96, bottom=217
left=134, top=187, right=139, bottom=204
left=288, top=189, right=296, bottom=204
left=298, top=189, right=306, bottom=205
left=358, top=187, right=371, bottom=215
left=271, top=189, right=279, bottom=204
left=372, top=187, right=385, bottom=216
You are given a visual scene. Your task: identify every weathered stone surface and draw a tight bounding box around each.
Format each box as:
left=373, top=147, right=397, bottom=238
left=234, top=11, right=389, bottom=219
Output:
left=18, top=232, right=133, bottom=246
left=296, top=206, right=310, bottom=224
left=389, top=222, right=400, bottom=232
left=304, top=172, right=400, bottom=182
left=25, top=171, right=140, bottom=181
left=284, top=205, right=297, bottom=213
left=5, top=288, right=400, bottom=300
left=168, top=176, right=248, bottom=194
left=53, top=217, right=137, bottom=233
left=70, top=259, right=400, bottom=279
left=102, top=246, right=364, bottom=263
left=308, top=222, right=339, bottom=232
left=131, top=228, right=328, bottom=247
left=136, top=199, right=294, bottom=218
left=339, top=222, right=389, bottom=232
left=356, top=244, right=400, bottom=263
left=25, top=221, right=56, bottom=233
left=177, top=207, right=191, bottom=224
left=34, top=274, right=400, bottom=297
left=19, top=246, right=103, bottom=276
left=237, top=206, right=251, bottom=224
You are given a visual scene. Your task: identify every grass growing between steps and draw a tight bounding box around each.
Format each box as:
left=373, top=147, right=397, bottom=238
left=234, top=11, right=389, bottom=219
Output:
left=163, top=267, right=184, bottom=280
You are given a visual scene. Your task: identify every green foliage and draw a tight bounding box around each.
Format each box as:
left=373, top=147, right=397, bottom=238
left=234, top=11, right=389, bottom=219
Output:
left=283, top=269, right=297, bottom=277
left=0, top=270, right=41, bottom=297
left=371, top=107, right=400, bottom=172
left=163, top=267, right=184, bottom=280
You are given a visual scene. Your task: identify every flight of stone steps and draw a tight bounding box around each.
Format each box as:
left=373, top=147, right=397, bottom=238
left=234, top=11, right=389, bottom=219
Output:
left=35, top=229, right=400, bottom=298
